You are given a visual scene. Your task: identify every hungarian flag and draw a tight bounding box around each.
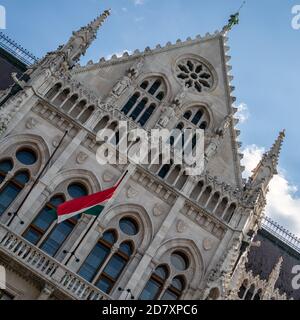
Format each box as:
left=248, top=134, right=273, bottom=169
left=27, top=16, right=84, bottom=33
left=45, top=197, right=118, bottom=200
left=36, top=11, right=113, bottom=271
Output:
left=56, top=172, right=127, bottom=223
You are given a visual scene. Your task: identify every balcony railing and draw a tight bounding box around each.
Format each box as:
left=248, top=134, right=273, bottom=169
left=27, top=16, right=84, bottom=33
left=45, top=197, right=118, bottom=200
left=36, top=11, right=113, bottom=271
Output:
left=261, top=216, right=300, bottom=254
left=0, top=224, right=110, bottom=300
left=0, top=32, right=38, bottom=66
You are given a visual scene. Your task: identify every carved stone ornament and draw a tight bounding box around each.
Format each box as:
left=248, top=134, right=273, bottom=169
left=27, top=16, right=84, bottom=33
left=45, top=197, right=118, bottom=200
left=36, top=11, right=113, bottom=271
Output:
left=203, top=237, right=214, bottom=251
left=76, top=152, right=88, bottom=164
left=153, top=203, right=165, bottom=217
left=26, top=117, right=38, bottom=129
left=103, top=171, right=114, bottom=182
left=52, top=135, right=61, bottom=148
left=127, top=186, right=138, bottom=198
left=176, top=219, right=187, bottom=233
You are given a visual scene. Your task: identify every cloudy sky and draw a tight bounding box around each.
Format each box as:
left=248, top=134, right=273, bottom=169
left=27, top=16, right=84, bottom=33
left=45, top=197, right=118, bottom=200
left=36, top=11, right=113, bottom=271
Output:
left=1, top=0, right=300, bottom=235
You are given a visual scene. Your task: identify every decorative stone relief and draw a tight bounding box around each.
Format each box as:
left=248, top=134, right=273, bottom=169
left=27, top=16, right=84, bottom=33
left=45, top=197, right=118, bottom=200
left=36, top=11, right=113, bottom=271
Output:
left=103, top=171, right=114, bottom=182
left=153, top=203, right=165, bottom=217
left=176, top=219, right=187, bottom=233
left=203, top=237, right=214, bottom=251
left=76, top=152, right=88, bottom=164
left=127, top=186, right=138, bottom=198
left=52, top=135, right=61, bottom=148
left=26, top=117, right=38, bottom=129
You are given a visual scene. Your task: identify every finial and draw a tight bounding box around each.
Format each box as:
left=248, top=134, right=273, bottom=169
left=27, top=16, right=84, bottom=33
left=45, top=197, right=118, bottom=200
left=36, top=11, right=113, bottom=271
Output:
left=268, top=130, right=286, bottom=167
left=223, top=1, right=246, bottom=32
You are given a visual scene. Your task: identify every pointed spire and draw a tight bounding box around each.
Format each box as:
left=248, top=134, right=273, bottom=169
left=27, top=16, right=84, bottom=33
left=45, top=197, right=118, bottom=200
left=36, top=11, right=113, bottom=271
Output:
left=62, top=9, right=111, bottom=67
left=267, top=257, right=283, bottom=290
left=267, top=130, right=286, bottom=170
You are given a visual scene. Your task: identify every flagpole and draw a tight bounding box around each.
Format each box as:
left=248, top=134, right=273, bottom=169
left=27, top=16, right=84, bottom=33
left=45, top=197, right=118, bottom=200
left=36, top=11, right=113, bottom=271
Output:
left=6, top=130, right=69, bottom=227
left=64, top=166, right=134, bottom=265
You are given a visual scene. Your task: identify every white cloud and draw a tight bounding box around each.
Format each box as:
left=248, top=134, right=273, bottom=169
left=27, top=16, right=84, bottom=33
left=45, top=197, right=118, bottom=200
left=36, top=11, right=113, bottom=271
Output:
left=133, top=0, right=145, bottom=5
left=134, top=17, right=145, bottom=23
left=242, top=145, right=300, bottom=237
left=235, top=102, right=250, bottom=124
left=106, top=50, right=132, bottom=60
left=122, top=7, right=128, bottom=12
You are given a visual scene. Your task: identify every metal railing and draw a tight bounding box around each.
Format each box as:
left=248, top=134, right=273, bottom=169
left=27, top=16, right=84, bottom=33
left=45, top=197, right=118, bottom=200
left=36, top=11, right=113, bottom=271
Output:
left=0, top=32, right=38, bottom=66
left=262, top=216, right=300, bottom=254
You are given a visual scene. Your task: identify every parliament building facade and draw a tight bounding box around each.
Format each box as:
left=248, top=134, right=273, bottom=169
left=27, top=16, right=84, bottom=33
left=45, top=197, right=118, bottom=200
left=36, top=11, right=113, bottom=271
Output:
left=0, top=10, right=299, bottom=300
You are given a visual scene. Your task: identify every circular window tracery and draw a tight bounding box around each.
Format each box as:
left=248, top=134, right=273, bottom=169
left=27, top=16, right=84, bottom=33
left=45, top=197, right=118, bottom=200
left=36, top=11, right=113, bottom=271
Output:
left=16, top=149, right=37, bottom=166
left=119, top=217, right=139, bottom=236
left=176, top=58, right=214, bottom=93
left=171, top=251, right=189, bottom=271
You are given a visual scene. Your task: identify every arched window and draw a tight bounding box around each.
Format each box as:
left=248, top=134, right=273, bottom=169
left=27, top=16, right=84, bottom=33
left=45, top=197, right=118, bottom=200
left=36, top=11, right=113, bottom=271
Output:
left=244, top=284, right=255, bottom=300
left=158, top=163, right=172, bottom=179
left=253, top=289, right=262, bottom=300
left=25, top=182, right=88, bottom=257
left=139, top=265, right=169, bottom=300
left=119, top=217, right=139, bottom=236
left=238, top=280, right=248, bottom=299
left=94, top=116, right=110, bottom=132
left=138, top=103, right=156, bottom=126
left=23, top=195, right=65, bottom=245
left=45, top=83, right=62, bottom=100
left=62, top=94, right=79, bottom=113
left=0, top=171, right=30, bottom=216
left=161, top=276, right=185, bottom=300
left=130, top=98, right=148, bottom=121
left=122, top=93, right=140, bottom=115
left=78, top=105, right=95, bottom=124
left=0, top=159, right=13, bottom=184
left=190, top=181, right=204, bottom=200
left=140, top=250, right=189, bottom=300
left=78, top=230, right=117, bottom=282
left=181, top=106, right=209, bottom=131
left=223, top=203, right=236, bottom=223
left=121, top=77, right=166, bottom=127
left=95, top=241, right=134, bottom=294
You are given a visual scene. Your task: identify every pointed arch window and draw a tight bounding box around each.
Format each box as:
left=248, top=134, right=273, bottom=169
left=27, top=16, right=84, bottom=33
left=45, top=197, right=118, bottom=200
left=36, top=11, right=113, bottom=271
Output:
left=139, top=265, right=169, bottom=300
left=122, top=93, right=140, bottom=115
left=24, top=182, right=88, bottom=257
left=78, top=230, right=117, bottom=282
left=121, top=77, right=166, bottom=127
left=0, top=171, right=30, bottom=216
left=161, top=276, right=185, bottom=300
left=95, top=241, right=134, bottom=294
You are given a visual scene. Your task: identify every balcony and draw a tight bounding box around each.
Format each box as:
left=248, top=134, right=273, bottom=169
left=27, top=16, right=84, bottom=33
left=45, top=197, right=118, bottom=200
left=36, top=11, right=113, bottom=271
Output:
left=0, top=223, right=111, bottom=300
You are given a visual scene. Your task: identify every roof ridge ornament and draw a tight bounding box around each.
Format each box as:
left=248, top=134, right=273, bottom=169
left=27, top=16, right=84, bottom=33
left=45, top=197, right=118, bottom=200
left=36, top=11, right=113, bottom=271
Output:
left=222, top=1, right=246, bottom=33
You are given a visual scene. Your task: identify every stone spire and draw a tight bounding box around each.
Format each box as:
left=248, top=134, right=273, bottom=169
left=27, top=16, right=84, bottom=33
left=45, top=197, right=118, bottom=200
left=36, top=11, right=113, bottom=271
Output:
left=249, top=130, right=286, bottom=191
left=61, top=9, right=111, bottom=67
left=263, top=257, right=283, bottom=300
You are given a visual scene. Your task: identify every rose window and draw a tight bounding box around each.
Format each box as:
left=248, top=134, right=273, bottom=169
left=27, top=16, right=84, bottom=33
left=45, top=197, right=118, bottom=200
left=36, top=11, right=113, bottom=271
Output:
left=176, top=59, right=214, bottom=93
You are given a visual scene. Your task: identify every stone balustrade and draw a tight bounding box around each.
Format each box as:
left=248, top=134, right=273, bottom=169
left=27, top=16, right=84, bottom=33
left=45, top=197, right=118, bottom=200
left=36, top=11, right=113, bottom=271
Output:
left=0, top=223, right=111, bottom=300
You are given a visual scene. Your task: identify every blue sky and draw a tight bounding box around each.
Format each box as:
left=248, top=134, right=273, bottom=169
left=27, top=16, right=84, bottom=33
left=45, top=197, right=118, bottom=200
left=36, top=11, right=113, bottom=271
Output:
left=1, top=0, right=300, bottom=234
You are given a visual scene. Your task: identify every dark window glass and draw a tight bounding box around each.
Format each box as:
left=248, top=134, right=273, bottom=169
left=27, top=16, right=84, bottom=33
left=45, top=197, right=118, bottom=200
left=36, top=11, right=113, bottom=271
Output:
left=119, top=218, right=139, bottom=236
left=171, top=252, right=189, bottom=271
left=140, top=81, right=149, bottom=90
left=183, top=111, right=192, bottom=120
left=101, top=254, right=126, bottom=280
left=122, top=93, right=140, bottom=115
left=191, top=111, right=203, bottom=125
left=78, top=242, right=110, bottom=282
left=96, top=277, right=113, bottom=294
left=154, top=266, right=168, bottom=279
left=16, top=149, right=37, bottom=165
left=156, top=91, right=165, bottom=101
left=68, top=183, right=88, bottom=199
left=130, top=98, right=148, bottom=121
left=40, top=220, right=74, bottom=256
left=102, top=231, right=117, bottom=244
left=119, top=242, right=133, bottom=256
left=158, top=164, right=171, bottom=179
left=161, top=290, right=178, bottom=300
left=138, top=104, right=156, bottom=127
left=23, top=196, right=64, bottom=245
left=139, top=279, right=161, bottom=300
left=148, top=80, right=161, bottom=95
left=0, top=160, right=13, bottom=174
left=0, top=171, right=29, bottom=216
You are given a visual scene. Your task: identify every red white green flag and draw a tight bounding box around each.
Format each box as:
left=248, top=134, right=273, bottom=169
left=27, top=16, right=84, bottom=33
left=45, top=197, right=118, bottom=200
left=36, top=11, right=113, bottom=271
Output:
left=56, top=172, right=127, bottom=224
